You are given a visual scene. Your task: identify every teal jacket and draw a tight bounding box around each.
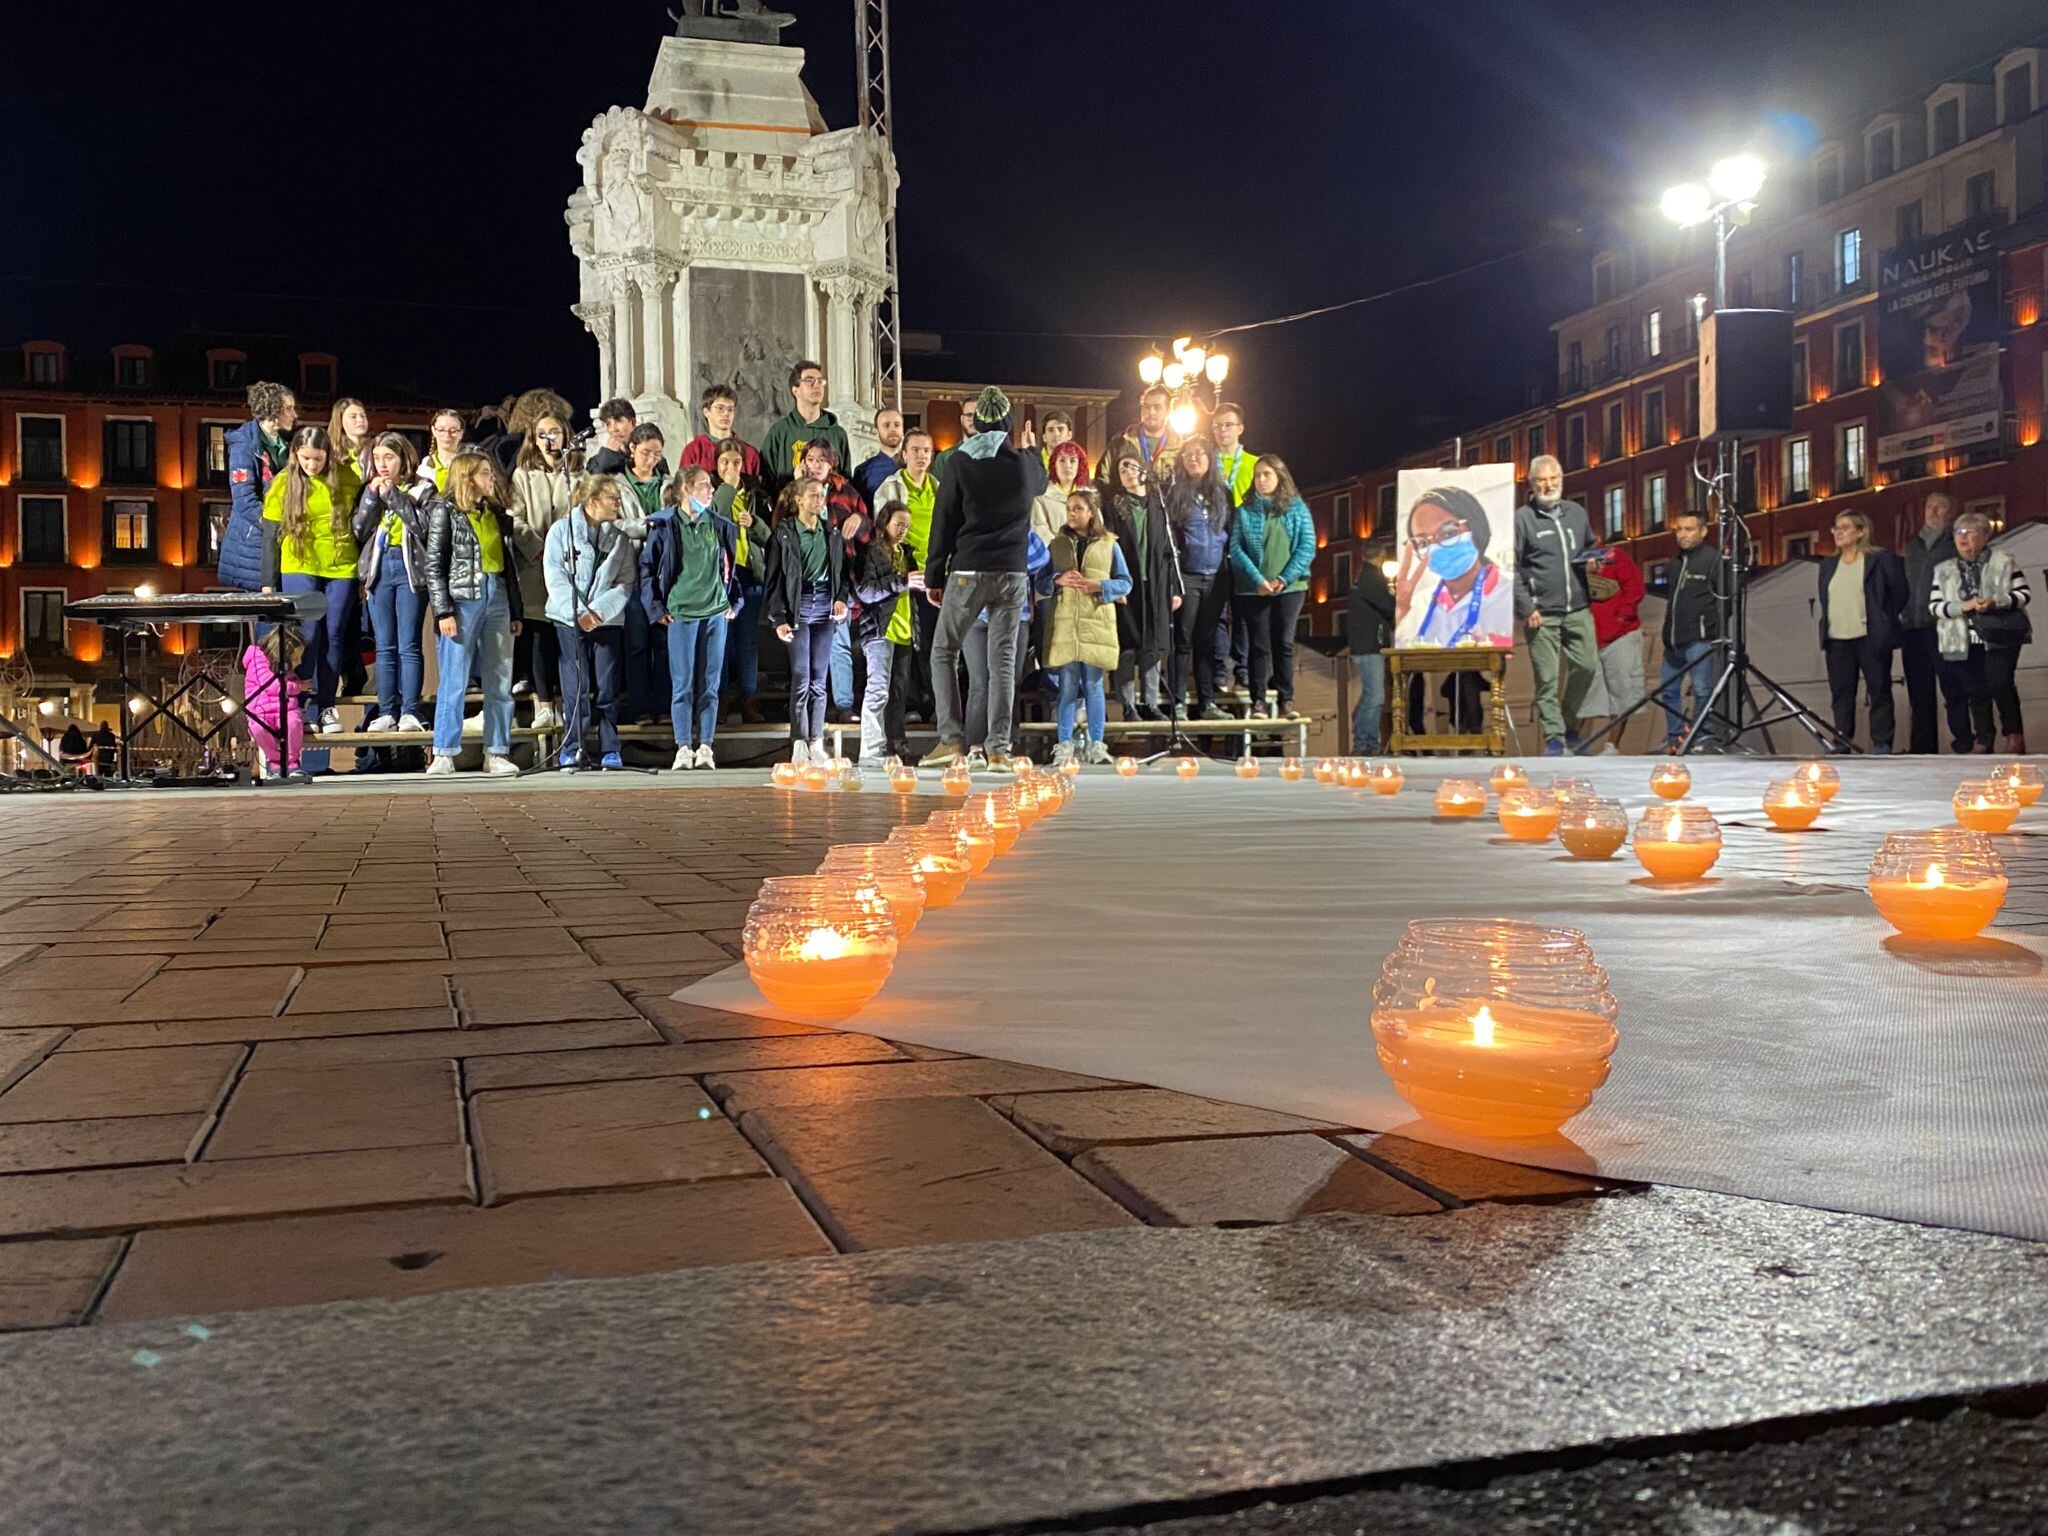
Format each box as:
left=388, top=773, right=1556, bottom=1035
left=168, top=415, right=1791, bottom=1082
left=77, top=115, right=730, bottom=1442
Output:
left=1228, top=494, right=1315, bottom=593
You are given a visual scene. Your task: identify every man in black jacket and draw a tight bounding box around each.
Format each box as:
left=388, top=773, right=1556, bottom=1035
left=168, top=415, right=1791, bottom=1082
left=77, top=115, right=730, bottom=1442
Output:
left=1654, top=509, right=1725, bottom=749
left=1897, top=492, right=1970, bottom=753
left=921, top=386, right=1046, bottom=772
left=1345, top=557, right=1396, bottom=752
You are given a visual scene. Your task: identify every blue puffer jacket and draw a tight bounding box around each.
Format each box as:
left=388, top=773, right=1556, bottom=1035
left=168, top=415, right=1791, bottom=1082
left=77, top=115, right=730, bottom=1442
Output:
left=1228, top=494, right=1316, bottom=594
left=215, top=419, right=281, bottom=591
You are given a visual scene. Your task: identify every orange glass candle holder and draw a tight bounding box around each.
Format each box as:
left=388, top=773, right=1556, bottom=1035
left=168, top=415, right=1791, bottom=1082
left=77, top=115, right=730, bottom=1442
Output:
left=1994, top=761, right=2043, bottom=806
left=1632, top=801, right=1723, bottom=881
left=1366, top=761, right=1404, bottom=795
left=1488, top=762, right=1530, bottom=795
left=890, top=765, right=918, bottom=793
left=1280, top=756, right=1305, bottom=781
left=1000, top=784, right=1041, bottom=830
left=771, top=761, right=801, bottom=788
left=971, top=792, right=1022, bottom=855
left=882, top=828, right=973, bottom=908
left=940, top=762, right=972, bottom=795
left=1867, top=829, right=2008, bottom=940
left=817, top=846, right=928, bottom=939
left=1115, top=755, right=1138, bottom=777
left=1953, top=779, right=2021, bottom=833
left=801, top=763, right=833, bottom=791
left=1235, top=755, right=1261, bottom=779
left=1548, top=777, right=1594, bottom=806
left=1176, top=756, right=1200, bottom=779
left=1435, top=778, right=1486, bottom=817
left=1762, top=778, right=1821, bottom=830
left=1796, top=761, right=1840, bottom=803
left=1498, top=785, right=1561, bottom=842
left=1649, top=760, right=1691, bottom=800
left=1558, top=799, right=1629, bottom=860
left=923, top=810, right=997, bottom=873
left=1371, top=917, right=1619, bottom=1139
left=1314, top=758, right=1339, bottom=784
left=743, top=877, right=899, bottom=1023
left=1340, top=759, right=1369, bottom=788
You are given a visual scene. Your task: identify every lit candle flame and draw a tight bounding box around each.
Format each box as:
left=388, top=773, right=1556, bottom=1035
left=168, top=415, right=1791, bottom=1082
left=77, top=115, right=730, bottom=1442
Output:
left=1804, top=763, right=1822, bottom=781
left=1973, top=796, right=1990, bottom=810
left=1916, top=863, right=1945, bottom=889
left=1666, top=811, right=1682, bottom=840
left=796, top=926, right=851, bottom=961
left=1583, top=815, right=1597, bottom=829
left=1471, top=1005, right=1498, bottom=1047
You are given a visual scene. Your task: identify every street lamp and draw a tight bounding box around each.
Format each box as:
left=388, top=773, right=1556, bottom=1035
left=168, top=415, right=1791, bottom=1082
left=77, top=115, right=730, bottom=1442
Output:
left=1662, top=153, right=1768, bottom=309
left=1133, top=334, right=1234, bottom=438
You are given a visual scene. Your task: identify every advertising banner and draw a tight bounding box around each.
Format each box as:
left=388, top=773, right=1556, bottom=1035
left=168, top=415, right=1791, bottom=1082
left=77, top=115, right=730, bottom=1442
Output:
left=1877, top=215, right=2005, bottom=464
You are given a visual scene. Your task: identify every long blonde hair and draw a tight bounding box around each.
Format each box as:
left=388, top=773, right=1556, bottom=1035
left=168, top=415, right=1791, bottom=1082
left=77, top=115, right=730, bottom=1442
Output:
left=327, top=397, right=370, bottom=464
left=446, top=450, right=504, bottom=514
left=279, top=426, right=342, bottom=559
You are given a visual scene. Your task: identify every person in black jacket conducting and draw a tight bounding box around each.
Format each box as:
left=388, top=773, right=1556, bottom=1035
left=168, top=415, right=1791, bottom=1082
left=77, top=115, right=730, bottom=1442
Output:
left=1816, top=509, right=1907, bottom=753
left=1654, top=508, right=1725, bottom=750
left=1345, top=556, right=1396, bottom=753
left=920, top=386, right=1046, bottom=774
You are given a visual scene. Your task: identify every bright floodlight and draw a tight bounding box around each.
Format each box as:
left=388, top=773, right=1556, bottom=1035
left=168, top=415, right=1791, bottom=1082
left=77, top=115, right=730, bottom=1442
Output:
left=38, top=699, right=57, bottom=716
left=1660, top=182, right=1712, bottom=227
left=1162, top=362, right=1186, bottom=391
left=1138, top=352, right=1163, bottom=386
left=1205, top=352, right=1229, bottom=384
left=1167, top=402, right=1198, bottom=437
left=1709, top=153, right=1767, bottom=205
left=1380, top=558, right=1400, bottom=580
left=135, top=583, right=156, bottom=600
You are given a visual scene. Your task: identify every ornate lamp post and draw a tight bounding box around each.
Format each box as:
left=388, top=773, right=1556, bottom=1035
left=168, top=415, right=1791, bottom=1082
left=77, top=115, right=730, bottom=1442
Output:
left=1137, top=336, right=1232, bottom=437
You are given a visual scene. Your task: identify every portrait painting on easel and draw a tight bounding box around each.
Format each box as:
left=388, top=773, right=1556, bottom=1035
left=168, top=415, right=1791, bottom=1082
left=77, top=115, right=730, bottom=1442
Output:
left=1391, top=463, right=1519, bottom=649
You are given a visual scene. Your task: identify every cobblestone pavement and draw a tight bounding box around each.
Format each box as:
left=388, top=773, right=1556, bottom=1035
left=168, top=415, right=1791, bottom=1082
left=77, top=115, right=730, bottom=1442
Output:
left=0, top=779, right=1618, bottom=1329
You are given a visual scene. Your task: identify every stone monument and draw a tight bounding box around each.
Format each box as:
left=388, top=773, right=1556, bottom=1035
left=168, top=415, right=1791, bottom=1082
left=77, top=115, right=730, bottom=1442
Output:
left=566, top=0, right=897, bottom=464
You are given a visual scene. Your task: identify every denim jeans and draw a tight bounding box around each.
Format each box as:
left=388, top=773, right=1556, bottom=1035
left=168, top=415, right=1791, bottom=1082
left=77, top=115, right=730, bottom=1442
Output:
left=788, top=586, right=837, bottom=743
left=1657, top=639, right=1715, bottom=743
left=932, top=571, right=1029, bottom=753
left=1350, top=653, right=1386, bottom=753
left=829, top=621, right=856, bottom=712
left=1056, top=661, right=1106, bottom=744
left=722, top=577, right=764, bottom=701
left=665, top=612, right=729, bottom=748
left=555, top=621, right=622, bottom=759
left=859, top=633, right=894, bottom=760
left=433, top=576, right=514, bottom=756
left=364, top=558, right=424, bottom=722
left=280, top=572, right=358, bottom=715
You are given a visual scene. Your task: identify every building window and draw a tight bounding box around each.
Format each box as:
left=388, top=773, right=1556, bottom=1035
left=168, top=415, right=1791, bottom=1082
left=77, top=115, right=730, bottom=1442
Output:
left=1684, top=377, right=1699, bottom=437
left=1785, top=437, right=1812, bottom=500
left=1601, top=483, right=1625, bottom=536
left=1565, top=339, right=1584, bottom=391
left=197, top=423, right=232, bottom=488
left=1645, top=309, right=1663, bottom=358
left=1895, top=201, right=1922, bottom=246
left=23, top=590, right=67, bottom=655
left=1784, top=250, right=1804, bottom=307
left=1593, top=257, right=1614, bottom=303
left=2001, top=63, right=2035, bottom=124
left=1334, top=491, right=1356, bottom=539
left=1647, top=560, right=1672, bottom=588
left=18, top=416, right=66, bottom=483
left=1783, top=533, right=1816, bottom=560
left=115, top=353, right=150, bottom=388
left=1643, top=473, right=1667, bottom=532
left=300, top=359, right=335, bottom=398
left=1835, top=321, right=1865, bottom=391
left=1964, top=496, right=2007, bottom=531
left=102, top=419, right=157, bottom=486
left=1731, top=272, right=1754, bottom=308
left=20, top=496, right=66, bottom=564
left=105, top=499, right=156, bottom=561
left=1738, top=449, right=1760, bottom=512
left=1526, top=423, right=1546, bottom=462
left=25, top=350, right=63, bottom=386
left=201, top=500, right=231, bottom=566
left=1332, top=552, right=1352, bottom=599
left=1603, top=324, right=1623, bottom=372
left=1601, top=401, right=1624, bottom=461
left=1835, top=228, right=1862, bottom=288
left=1376, top=483, right=1395, bottom=531
left=1840, top=422, right=1867, bottom=487
left=1793, top=339, right=1810, bottom=402
left=209, top=355, right=246, bottom=391
left=1868, top=127, right=1896, bottom=180
left=1965, top=171, right=1997, bottom=216
left=1644, top=389, right=1666, bottom=444
left=1813, top=150, right=1841, bottom=205
left=1493, top=433, right=1512, bottom=467
left=1932, top=97, right=1960, bottom=154
left=1565, top=415, right=1586, bottom=471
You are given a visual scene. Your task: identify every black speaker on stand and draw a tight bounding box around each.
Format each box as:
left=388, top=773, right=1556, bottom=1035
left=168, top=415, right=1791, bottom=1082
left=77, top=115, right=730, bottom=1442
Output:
left=1700, top=308, right=1795, bottom=439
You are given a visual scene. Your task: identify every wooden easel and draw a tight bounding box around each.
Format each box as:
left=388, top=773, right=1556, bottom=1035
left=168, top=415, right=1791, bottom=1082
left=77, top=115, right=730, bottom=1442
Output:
left=1386, top=647, right=1510, bottom=755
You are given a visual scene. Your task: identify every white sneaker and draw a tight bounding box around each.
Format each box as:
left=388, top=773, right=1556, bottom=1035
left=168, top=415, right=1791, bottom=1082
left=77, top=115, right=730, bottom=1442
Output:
left=462, top=713, right=483, bottom=735
left=425, top=755, right=458, bottom=777
left=671, top=746, right=694, bottom=771
left=365, top=714, right=397, bottom=733
left=694, top=743, right=717, bottom=770
left=397, top=713, right=426, bottom=733
left=965, top=747, right=989, bottom=771
left=1051, top=740, right=1076, bottom=767
left=318, top=708, right=343, bottom=735
left=532, top=703, right=561, bottom=730
left=808, top=739, right=827, bottom=765
left=1084, top=741, right=1113, bottom=765
left=791, top=739, right=812, bottom=766
left=484, top=754, right=519, bottom=778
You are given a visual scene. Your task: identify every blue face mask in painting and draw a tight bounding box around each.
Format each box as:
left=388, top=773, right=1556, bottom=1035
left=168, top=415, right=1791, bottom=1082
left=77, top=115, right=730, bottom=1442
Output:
left=1428, top=534, right=1479, bottom=580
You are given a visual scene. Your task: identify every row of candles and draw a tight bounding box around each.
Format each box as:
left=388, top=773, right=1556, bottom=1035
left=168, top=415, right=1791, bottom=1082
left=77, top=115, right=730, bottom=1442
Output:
left=743, top=767, right=1077, bottom=1023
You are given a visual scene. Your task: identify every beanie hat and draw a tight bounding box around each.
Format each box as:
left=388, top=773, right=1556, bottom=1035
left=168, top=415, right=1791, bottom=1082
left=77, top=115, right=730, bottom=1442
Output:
left=972, top=385, right=1012, bottom=429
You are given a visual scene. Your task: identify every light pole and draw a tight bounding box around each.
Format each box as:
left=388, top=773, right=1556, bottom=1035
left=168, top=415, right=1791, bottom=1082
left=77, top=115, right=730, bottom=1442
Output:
left=1137, top=336, right=1232, bottom=437
left=1659, top=152, right=1767, bottom=311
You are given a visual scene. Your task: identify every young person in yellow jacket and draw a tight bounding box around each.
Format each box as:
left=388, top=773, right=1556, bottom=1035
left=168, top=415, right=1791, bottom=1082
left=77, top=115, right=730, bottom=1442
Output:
left=263, top=425, right=362, bottom=736
left=1210, top=402, right=1256, bottom=695
left=1036, top=486, right=1132, bottom=766
left=414, top=408, right=466, bottom=497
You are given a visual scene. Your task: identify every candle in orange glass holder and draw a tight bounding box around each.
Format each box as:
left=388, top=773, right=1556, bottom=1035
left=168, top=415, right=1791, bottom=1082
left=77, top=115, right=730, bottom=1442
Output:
left=1632, top=801, right=1722, bottom=881
left=1370, top=918, right=1619, bottom=1138
left=1279, top=757, right=1305, bottom=781
left=1235, top=755, right=1261, bottom=779
left=1558, top=798, right=1629, bottom=859
left=1762, top=778, right=1821, bottom=830
left=890, top=764, right=918, bottom=793
left=770, top=761, right=801, bottom=788
left=1115, top=756, right=1138, bottom=777
left=1341, top=759, right=1369, bottom=788
left=1435, top=778, right=1486, bottom=817
left=1058, top=755, right=1082, bottom=778
left=801, top=763, right=833, bottom=791
left=1648, top=760, right=1690, bottom=799
left=882, top=828, right=973, bottom=908
left=1488, top=762, right=1530, bottom=795
left=940, top=762, right=972, bottom=795
left=971, top=792, right=1022, bottom=855
left=1953, top=779, right=2021, bottom=833
left=1176, top=756, right=1200, bottom=779
left=1497, top=786, right=1560, bottom=842
left=1796, top=761, right=1840, bottom=803
left=1866, top=829, right=2008, bottom=940
left=743, top=876, right=899, bottom=1022
left=1548, top=777, right=1594, bottom=806
left=1314, top=758, right=1339, bottom=784
left=817, top=846, right=927, bottom=940
left=1366, top=761, right=1404, bottom=795
left=924, top=810, right=997, bottom=873
left=1995, top=761, right=2043, bottom=806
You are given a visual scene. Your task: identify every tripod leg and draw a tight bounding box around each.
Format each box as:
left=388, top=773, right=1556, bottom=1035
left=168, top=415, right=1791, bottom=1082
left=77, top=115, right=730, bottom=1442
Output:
left=1744, top=663, right=1848, bottom=753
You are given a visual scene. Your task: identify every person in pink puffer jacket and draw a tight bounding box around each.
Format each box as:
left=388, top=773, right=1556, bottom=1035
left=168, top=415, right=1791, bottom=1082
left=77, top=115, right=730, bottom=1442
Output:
left=242, top=629, right=310, bottom=783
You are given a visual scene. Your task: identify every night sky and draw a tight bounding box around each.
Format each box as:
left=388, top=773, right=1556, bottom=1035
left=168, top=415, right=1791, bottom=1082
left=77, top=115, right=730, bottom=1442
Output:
left=4, top=0, right=2043, bottom=482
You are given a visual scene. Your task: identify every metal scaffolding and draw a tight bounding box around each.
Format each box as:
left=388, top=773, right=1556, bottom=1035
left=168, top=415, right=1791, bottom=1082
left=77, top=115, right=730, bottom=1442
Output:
left=854, top=0, right=903, bottom=411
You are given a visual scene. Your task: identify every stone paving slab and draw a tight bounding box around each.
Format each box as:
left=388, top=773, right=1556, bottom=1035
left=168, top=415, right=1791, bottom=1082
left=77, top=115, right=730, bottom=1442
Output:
left=248, top=1018, right=658, bottom=1068
left=452, top=972, right=636, bottom=1027
left=1074, top=1135, right=1444, bottom=1225
left=471, top=1077, right=766, bottom=1203
left=1338, top=1132, right=1615, bottom=1205
left=744, top=1096, right=1140, bottom=1251
left=0, top=1236, right=126, bottom=1329
left=55, top=1007, right=456, bottom=1052
left=0, top=1045, right=244, bottom=1125
left=2, top=1189, right=2045, bottom=1535
left=706, top=1057, right=1127, bottom=1115
left=0, top=1114, right=207, bottom=1175
left=0, top=1028, right=68, bottom=1093
left=2, top=953, right=165, bottom=992
left=203, top=1060, right=461, bottom=1160
left=98, top=1181, right=832, bottom=1323
left=464, top=1032, right=907, bottom=1093
left=288, top=965, right=450, bottom=1014
left=996, top=1087, right=1348, bottom=1155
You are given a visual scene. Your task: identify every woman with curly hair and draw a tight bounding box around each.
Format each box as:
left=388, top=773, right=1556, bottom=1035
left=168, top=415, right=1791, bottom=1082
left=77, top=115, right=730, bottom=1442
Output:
left=262, top=425, right=361, bottom=734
